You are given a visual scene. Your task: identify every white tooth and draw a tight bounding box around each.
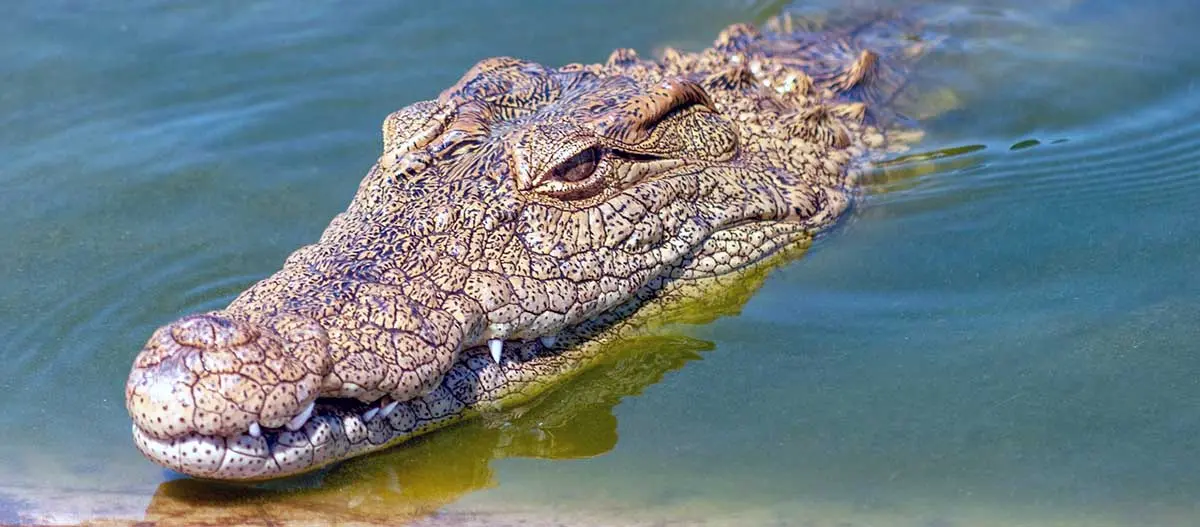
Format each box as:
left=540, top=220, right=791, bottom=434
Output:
left=363, top=407, right=380, bottom=422
left=285, top=401, right=315, bottom=431
left=381, top=400, right=399, bottom=418
left=540, top=335, right=557, bottom=348
left=248, top=421, right=262, bottom=438
left=489, top=339, right=503, bottom=362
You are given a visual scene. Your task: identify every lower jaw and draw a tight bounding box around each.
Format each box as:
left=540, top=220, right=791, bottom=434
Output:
left=131, top=394, right=474, bottom=481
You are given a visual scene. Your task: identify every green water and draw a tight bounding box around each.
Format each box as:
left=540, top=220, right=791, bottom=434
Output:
left=3, top=1, right=1199, bottom=525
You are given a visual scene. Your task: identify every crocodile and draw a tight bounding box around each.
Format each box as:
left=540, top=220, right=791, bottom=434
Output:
left=125, top=13, right=933, bottom=481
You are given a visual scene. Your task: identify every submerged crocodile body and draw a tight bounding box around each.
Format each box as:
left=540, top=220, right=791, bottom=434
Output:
left=125, top=14, right=931, bottom=480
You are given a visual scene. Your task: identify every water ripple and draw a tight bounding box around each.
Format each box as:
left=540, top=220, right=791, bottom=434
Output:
left=5, top=243, right=259, bottom=389
left=872, top=84, right=1200, bottom=220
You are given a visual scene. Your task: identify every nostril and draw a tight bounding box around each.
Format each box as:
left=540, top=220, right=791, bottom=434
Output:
left=169, top=313, right=258, bottom=349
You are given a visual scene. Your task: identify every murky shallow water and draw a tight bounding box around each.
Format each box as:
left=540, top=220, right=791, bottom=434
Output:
left=2, top=0, right=1199, bottom=525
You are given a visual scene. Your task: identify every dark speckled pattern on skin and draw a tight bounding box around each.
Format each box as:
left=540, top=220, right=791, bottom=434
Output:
left=125, top=13, right=932, bottom=480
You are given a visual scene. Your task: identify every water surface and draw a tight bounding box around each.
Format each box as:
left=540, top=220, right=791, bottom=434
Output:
left=2, top=0, right=1198, bottom=525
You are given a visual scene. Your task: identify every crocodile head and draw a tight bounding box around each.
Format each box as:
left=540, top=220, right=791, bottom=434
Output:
left=125, top=19, right=922, bottom=480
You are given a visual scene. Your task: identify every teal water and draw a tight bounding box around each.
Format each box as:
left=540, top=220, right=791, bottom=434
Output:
left=2, top=1, right=1199, bottom=525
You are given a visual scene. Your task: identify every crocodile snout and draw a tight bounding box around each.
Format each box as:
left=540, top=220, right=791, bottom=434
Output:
left=125, top=312, right=331, bottom=440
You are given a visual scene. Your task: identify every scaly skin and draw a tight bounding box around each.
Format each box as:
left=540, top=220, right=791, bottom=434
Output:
left=125, top=14, right=931, bottom=480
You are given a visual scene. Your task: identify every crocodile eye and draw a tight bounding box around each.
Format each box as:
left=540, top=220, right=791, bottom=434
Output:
left=547, top=148, right=598, bottom=183
left=536, top=147, right=607, bottom=201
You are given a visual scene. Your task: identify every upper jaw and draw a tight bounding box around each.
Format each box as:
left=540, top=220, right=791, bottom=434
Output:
left=123, top=295, right=570, bottom=444
left=124, top=194, right=799, bottom=445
